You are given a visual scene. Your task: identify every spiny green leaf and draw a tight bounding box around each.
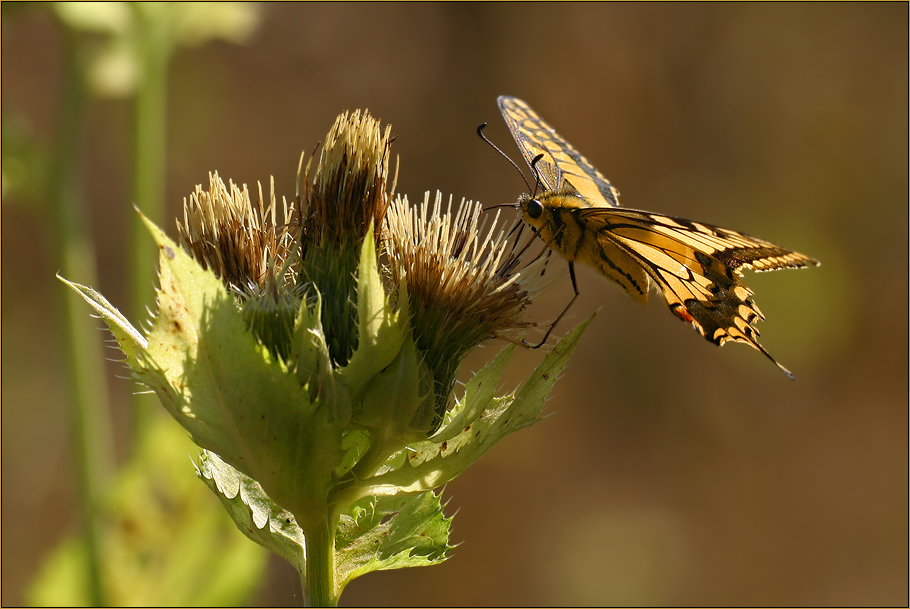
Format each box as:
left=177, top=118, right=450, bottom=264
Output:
left=364, top=315, right=594, bottom=495
left=57, top=275, right=147, bottom=365
left=335, top=491, right=453, bottom=593
left=136, top=216, right=344, bottom=520
left=197, top=451, right=306, bottom=573
left=432, top=342, right=516, bottom=443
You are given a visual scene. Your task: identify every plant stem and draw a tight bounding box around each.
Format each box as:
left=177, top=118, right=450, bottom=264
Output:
left=301, top=515, right=339, bottom=607
left=51, top=26, right=115, bottom=607
left=130, top=4, right=170, bottom=437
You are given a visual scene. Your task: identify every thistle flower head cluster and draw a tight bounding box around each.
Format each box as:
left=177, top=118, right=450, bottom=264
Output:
left=62, top=107, right=591, bottom=605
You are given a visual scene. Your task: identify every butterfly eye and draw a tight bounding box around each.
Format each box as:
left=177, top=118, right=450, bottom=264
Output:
left=526, top=198, right=543, bottom=219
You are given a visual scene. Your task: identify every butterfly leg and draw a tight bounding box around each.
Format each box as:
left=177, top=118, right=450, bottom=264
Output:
left=529, top=261, right=579, bottom=349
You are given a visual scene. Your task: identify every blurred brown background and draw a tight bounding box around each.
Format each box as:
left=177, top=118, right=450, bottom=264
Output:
left=3, top=3, right=907, bottom=606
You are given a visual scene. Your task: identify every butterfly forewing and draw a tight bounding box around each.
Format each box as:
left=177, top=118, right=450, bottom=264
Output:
left=499, top=96, right=620, bottom=208
left=497, top=95, right=819, bottom=376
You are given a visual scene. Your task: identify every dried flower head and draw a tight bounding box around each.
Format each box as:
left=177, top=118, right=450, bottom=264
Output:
left=176, top=172, right=302, bottom=360
left=177, top=172, right=299, bottom=294
left=301, top=109, right=395, bottom=250
left=299, top=109, right=396, bottom=365
left=384, top=191, right=552, bottom=420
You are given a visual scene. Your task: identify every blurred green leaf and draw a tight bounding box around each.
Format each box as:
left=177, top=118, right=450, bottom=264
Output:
left=27, top=416, right=267, bottom=606
left=52, top=2, right=260, bottom=97
left=1, top=113, right=47, bottom=204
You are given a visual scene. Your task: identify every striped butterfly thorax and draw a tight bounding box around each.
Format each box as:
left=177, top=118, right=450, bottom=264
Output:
left=497, top=95, right=819, bottom=378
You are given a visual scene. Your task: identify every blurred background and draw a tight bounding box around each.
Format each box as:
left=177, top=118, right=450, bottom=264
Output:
left=2, top=3, right=906, bottom=606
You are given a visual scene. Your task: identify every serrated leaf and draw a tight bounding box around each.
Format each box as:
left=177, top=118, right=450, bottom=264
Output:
left=197, top=451, right=307, bottom=572
left=364, top=316, right=594, bottom=495
left=431, top=342, right=516, bottom=443
left=128, top=217, right=343, bottom=520
left=57, top=275, right=148, bottom=364
left=199, top=452, right=453, bottom=597
left=514, top=314, right=593, bottom=408
left=335, top=491, right=453, bottom=593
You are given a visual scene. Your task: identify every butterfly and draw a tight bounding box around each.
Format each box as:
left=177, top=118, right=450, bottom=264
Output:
left=496, top=95, right=819, bottom=378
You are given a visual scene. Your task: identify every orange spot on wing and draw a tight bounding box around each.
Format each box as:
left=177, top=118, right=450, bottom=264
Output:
left=671, top=304, right=695, bottom=324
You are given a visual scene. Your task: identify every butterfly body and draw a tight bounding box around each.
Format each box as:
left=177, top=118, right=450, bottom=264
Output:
left=498, top=95, right=819, bottom=377
left=518, top=189, right=652, bottom=302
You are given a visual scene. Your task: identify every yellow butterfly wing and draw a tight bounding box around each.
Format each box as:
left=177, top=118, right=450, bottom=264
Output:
left=497, top=95, right=819, bottom=376
left=498, top=95, right=620, bottom=208
left=576, top=207, right=818, bottom=377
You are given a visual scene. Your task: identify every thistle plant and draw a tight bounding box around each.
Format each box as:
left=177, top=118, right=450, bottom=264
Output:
left=61, top=108, right=591, bottom=606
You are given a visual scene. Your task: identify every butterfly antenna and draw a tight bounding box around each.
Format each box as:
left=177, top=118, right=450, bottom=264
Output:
left=477, top=123, right=532, bottom=193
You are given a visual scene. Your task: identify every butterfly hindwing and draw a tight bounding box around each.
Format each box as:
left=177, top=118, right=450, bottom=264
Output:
left=576, top=207, right=817, bottom=373
left=497, top=95, right=819, bottom=376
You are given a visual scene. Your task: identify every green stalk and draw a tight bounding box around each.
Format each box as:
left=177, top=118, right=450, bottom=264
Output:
left=130, top=5, right=170, bottom=435
left=301, top=514, right=339, bottom=607
left=50, top=27, right=114, bottom=607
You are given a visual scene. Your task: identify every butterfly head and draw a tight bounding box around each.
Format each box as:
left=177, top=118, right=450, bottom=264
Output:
left=521, top=195, right=544, bottom=220
left=482, top=195, right=542, bottom=240
left=515, top=192, right=547, bottom=233
left=516, top=191, right=572, bottom=245
left=516, top=186, right=589, bottom=234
